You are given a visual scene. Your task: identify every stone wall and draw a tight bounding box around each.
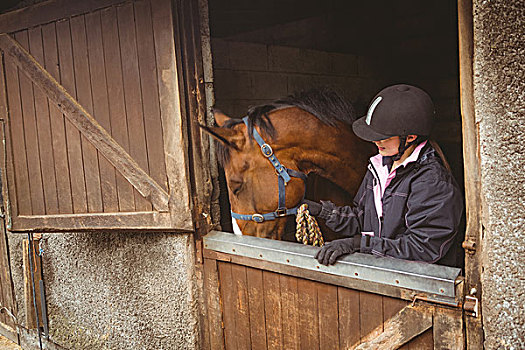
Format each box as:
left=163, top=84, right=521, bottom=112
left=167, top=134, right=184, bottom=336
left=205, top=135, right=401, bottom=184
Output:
left=7, top=231, right=199, bottom=350
left=473, top=1, right=525, bottom=348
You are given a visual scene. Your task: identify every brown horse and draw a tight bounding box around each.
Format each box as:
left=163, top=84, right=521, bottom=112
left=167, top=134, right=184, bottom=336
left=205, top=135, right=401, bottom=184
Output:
left=204, top=89, right=372, bottom=240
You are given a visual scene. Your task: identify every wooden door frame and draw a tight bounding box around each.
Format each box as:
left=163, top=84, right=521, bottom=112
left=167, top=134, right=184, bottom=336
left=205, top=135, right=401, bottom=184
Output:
left=458, top=0, right=484, bottom=348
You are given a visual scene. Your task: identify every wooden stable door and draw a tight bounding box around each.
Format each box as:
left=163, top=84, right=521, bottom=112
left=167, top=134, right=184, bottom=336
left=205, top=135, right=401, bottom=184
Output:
left=0, top=0, right=195, bottom=233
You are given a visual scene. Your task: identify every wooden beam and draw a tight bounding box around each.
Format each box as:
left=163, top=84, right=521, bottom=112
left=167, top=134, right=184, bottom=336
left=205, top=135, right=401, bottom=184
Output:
left=434, top=307, right=464, bottom=349
left=0, top=0, right=129, bottom=34
left=350, top=304, right=433, bottom=350
left=10, top=212, right=174, bottom=233
left=202, top=258, right=225, bottom=350
left=0, top=34, right=169, bottom=212
left=22, top=239, right=42, bottom=329
left=458, top=0, right=484, bottom=347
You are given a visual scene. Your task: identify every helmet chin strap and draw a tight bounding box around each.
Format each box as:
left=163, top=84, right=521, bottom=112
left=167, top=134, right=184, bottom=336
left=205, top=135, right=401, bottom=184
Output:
left=383, top=136, right=423, bottom=171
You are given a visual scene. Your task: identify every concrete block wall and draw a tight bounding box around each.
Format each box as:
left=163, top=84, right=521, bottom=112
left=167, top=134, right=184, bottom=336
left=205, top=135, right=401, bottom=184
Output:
left=211, top=38, right=388, bottom=119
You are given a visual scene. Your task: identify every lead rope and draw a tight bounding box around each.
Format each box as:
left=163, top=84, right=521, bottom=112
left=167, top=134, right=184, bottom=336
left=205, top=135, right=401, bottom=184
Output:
left=295, top=204, right=324, bottom=247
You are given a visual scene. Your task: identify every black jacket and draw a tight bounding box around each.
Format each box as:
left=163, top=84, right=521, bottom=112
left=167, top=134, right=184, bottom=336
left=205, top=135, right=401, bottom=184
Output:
left=318, top=143, right=463, bottom=266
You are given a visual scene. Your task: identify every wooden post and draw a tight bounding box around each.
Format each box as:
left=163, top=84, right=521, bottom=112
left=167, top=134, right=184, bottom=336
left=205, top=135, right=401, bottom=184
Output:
left=458, top=0, right=484, bottom=348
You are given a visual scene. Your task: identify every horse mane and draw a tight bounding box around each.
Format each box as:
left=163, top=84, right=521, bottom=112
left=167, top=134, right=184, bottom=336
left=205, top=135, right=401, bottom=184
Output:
left=216, top=88, right=356, bottom=166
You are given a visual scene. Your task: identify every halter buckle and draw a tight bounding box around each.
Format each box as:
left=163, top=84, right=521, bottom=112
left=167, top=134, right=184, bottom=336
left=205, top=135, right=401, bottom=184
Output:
left=275, top=208, right=288, bottom=217
left=261, top=144, right=273, bottom=157
left=251, top=214, right=264, bottom=223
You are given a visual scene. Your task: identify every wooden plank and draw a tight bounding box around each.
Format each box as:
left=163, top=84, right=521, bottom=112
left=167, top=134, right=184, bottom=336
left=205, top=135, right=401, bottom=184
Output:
left=27, top=26, right=59, bottom=215
left=458, top=0, right=484, bottom=347
left=0, top=0, right=129, bottom=34
left=84, top=11, right=118, bottom=212
left=22, top=238, right=42, bottom=329
left=56, top=20, right=88, bottom=214
left=41, top=22, right=73, bottom=214
left=352, top=304, right=433, bottom=350
left=408, top=329, right=433, bottom=350
left=297, top=279, right=319, bottom=349
left=117, top=3, right=151, bottom=211
left=208, top=251, right=449, bottom=305
left=231, top=264, right=251, bottom=350
left=263, top=270, right=283, bottom=350
left=14, top=31, right=45, bottom=215
left=338, top=287, right=360, bottom=349
left=151, top=0, right=193, bottom=230
left=203, top=258, right=225, bottom=350
left=280, top=274, right=300, bottom=350
left=433, top=307, right=464, bottom=350
left=70, top=15, right=103, bottom=213
left=217, top=262, right=236, bottom=350
left=10, top=211, right=173, bottom=232
left=246, top=267, right=267, bottom=350
left=0, top=33, right=170, bottom=212
left=4, top=41, right=31, bottom=217
left=100, top=7, right=135, bottom=212
left=383, top=296, right=409, bottom=350
left=318, top=283, right=339, bottom=350
left=359, top=291, right=383, bottom=341
left=0, top=219, right=17, bottom=330
left=133, top=0, right=168, bottom=192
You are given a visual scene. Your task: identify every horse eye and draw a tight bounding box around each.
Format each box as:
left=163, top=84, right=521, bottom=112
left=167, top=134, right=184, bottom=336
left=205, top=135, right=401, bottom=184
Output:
left=229, top=177, right=243, bottom=196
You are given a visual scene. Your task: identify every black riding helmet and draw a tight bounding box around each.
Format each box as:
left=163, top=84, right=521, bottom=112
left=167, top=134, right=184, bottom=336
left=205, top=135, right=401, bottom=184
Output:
left=352, top=84, right=435, bottom=161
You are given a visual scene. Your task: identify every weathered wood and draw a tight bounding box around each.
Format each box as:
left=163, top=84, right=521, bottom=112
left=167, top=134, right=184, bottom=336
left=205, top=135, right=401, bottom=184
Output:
left=217, top=262, right=236, bottom=350
left=133, top=0, right=168, bottom=195
left=433, top=307, right=464, bottom=350
left=84, top=11, right=119, bottom=212
left=263, top=270, right=283, bottom=350
left=4, top=48, right=30, bottom=216
left=117, top=3, right=152, bottom=212
left=202, top=249, right=448, bottom=304
left=100, top=6, right=136, bottom=212
left=0, top=33, right=170, bottom=212
left=359, top=291, right=383, bottom=342
left=22, top=239, right=42, bottom=329
left=352, top=304, right=433, bottom=350
left=0, top=0, right=129, bottom=34
left=458, top=0, right=484, bottom=347
left=280, top=274, right=300, bottom=350
left=246, top=267, right=267, bottom=350
left=383, top=297, right=409, bottom=350
left=203, top=258, right=225, bottom=350
left=297, top=279, right=319, bottom=349
left=231, top=264, right=251, bottom=350
left=56, top=20, right=88, bottom=214
left=338, top=287, right=360, bottom=349
left=11, top=211, right=173, bottom=232
left=0, top=218, right=17, bottom=331
left=41, top=22, right=73, bottom=214
left=27, top=27, right=59, bottom=215
left=409, top=329, right=433, bottom=350
left=70, top=15, right=103, bottom=213
left=14, top=31, right=45, bottom=215
left=202, top=258, right=225, bottom=350
left=151, top=0, right=193, bottom=230
left=318, top=283, right=340, bottom=349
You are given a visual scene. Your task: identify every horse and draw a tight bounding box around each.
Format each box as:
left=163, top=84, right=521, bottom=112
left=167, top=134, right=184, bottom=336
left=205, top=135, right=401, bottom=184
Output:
left=203, top=89, right=373, bottom=241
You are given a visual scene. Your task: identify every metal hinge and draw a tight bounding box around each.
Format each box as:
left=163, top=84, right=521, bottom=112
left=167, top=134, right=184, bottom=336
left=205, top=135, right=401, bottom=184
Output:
left=462, top=240, right=476, bottom=254
left=463, top=288, right=479, bottom=317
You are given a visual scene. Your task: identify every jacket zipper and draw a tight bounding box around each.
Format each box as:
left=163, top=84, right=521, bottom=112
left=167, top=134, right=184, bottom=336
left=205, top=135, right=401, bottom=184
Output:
left=368, top=160, right=383, bottom=237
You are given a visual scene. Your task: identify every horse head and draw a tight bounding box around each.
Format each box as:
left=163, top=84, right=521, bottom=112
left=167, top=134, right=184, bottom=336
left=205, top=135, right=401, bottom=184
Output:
left=203, top=110, right=306, bottom=240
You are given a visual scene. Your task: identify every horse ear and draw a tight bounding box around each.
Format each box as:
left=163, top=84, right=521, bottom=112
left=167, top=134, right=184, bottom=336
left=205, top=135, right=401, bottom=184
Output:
left=213, top=109, right=232, bottom=127
left=199, top=125, right=245, bottom=150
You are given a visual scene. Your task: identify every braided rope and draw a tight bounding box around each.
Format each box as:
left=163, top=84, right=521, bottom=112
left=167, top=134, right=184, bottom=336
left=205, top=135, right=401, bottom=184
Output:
left=295, top=203, right=324, bottom=247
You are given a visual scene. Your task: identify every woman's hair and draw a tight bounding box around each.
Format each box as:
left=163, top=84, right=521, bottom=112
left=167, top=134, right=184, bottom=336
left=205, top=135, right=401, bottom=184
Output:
left=428, top=139, right=452, bottom=172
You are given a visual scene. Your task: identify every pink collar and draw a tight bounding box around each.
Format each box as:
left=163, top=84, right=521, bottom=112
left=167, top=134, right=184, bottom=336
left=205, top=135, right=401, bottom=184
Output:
left=370, top=140, right=428, bottom=173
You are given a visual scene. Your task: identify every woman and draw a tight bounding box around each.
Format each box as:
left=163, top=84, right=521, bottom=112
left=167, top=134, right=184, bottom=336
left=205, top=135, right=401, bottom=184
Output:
left=306, top=84, right=463, bottom=266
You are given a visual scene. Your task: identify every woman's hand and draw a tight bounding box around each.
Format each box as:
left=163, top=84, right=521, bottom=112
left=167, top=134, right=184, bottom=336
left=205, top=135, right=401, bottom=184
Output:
left=301, top=199, right=322, bottom=216
left=314, top=236, right=361, bottom=265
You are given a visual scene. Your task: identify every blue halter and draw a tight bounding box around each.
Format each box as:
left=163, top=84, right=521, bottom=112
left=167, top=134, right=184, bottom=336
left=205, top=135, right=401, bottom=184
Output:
left=230, top=116, right=307, bottom=223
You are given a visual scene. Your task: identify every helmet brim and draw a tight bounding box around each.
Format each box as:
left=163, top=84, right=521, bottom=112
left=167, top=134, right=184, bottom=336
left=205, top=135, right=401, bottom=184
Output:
left=352, top=116, right=392, bottom=142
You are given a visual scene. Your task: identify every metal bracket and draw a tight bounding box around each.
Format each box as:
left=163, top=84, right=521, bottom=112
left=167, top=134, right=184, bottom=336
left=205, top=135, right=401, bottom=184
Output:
left=463, top=288, right=479, bottom=317
left=462, top=240, right=476, bottom=254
